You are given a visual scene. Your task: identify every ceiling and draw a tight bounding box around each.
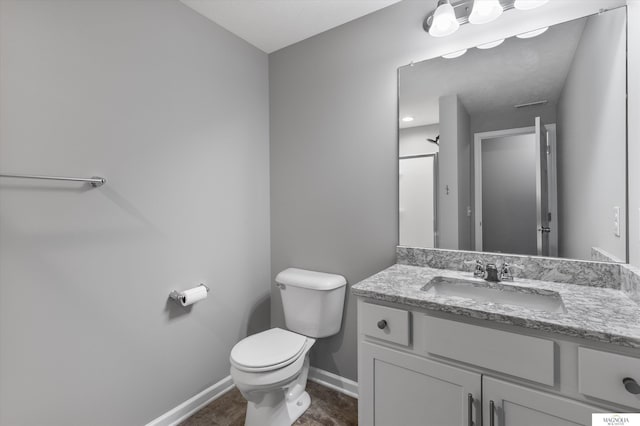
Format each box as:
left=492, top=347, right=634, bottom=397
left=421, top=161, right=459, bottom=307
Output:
left=179, top=0, right=402, bottom=53
left=399, top=16, right=587, bottom=129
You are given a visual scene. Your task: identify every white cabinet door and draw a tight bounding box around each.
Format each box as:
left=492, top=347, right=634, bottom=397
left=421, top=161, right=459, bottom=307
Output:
left=483, top=377, right=603, bottom=426
left=359, top=341, right=481, bottom=426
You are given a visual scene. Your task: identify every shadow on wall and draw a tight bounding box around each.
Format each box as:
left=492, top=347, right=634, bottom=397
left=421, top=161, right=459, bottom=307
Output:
left=164, top=297, right=194, bottom=319
left=246, top=294, right=271, bottom=336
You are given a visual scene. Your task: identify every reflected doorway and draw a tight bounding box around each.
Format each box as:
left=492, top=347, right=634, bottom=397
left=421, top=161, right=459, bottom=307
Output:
left=473, top=118, right=557, bottom=256
left=399, top=153, right=438, bottom=248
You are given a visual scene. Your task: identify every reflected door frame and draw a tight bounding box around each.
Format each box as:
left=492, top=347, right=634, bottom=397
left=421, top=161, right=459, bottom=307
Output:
left=473, top=125, right=558, bottom=255
left=545, top=124, right=559, bottom=257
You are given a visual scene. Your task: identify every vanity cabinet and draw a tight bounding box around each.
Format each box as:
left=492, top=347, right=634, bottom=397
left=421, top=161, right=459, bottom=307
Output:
left=359, top=341, right=481, bottom=426
left=483, top=377, right=600, bottom=426
left=357, top=299, right=640, bottom=426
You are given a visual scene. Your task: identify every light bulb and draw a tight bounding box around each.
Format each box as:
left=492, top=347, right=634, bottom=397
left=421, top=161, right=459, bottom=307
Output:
left=469, top=0, right=503, bottom=25
left=514, top=0, right=549, bottom=10
left=402, top=116, right=414, bottom=122
left=429, top=0, right=460, bottom=37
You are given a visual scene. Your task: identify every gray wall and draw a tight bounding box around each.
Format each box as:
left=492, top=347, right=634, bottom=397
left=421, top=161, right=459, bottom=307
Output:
left=438, top=95, right=472, bottom=250
left=556, top=7, right=626, bottom=261
left=269, top=0, right=620, bottom=381
left=456, top=98, right=472, bottom=251
left=439, top=95, right=461, bottom=249
left=0, top=1, right=270, bottom=425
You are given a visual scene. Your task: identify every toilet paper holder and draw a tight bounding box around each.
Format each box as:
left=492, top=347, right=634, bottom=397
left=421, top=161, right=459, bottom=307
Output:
left=169, top=283, right=210, bottom=304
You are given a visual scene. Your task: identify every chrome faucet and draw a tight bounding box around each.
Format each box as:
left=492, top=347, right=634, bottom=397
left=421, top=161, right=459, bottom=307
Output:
left=498, top=262, right=524, bottom=281
left=484, top=263, right=499, bottom=282
left=465, top=259, right=524, bottom=282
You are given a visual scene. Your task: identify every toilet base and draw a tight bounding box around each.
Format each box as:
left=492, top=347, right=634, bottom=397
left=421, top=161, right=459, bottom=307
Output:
left=286, top=391, right=311, bottom=424
left=233, top=338, right=315, bottom=426
left=243, top=389, right=311, bottom=426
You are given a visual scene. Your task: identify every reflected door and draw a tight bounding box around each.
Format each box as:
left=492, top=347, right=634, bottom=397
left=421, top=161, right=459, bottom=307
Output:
left=399, top=154, right=437, bottom=248
left=474, top=119, right=552, bottom=256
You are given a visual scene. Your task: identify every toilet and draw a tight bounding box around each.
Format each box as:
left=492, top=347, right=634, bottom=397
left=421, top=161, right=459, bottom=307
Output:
left=229, top=268, right=347, bottom=426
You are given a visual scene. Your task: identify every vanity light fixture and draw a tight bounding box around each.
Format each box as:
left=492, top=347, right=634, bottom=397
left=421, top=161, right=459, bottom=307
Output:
left=401, top=116, right=415, bottom=122
left=423, top=0, right=549, bottom=37
left=477, top=38, right=505, bottom=49
left=513, top=0, right=549, bottom=10
left=442, top=49, right=468, bottom=59
left=427, top=0, right=460, bottom=37
left=516, top=26, right=549, bottom=38
left=469, top=0, right=503, bottom=25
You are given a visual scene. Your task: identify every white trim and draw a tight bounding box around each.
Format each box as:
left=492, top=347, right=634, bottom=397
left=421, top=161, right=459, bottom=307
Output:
left=145, top=367, right=357, bottom=426
left=308, top=367, right=359, bottom=399
left=544, top=123, right=558, bottom=257
left=535, top=117, right=544, bottom=256
left=145, top=376, right=234, bottom=426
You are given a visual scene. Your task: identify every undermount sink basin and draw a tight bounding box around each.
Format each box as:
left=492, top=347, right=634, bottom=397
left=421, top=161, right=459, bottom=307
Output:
left=421, top=276, right=567, bottom=314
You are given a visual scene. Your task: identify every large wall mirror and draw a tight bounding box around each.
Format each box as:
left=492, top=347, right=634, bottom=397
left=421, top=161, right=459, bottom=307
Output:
left=398, top=6, right=627, bottom=263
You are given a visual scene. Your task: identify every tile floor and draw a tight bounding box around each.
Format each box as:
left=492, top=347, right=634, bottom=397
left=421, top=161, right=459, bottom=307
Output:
left=180, top=381, right=358, bottom=426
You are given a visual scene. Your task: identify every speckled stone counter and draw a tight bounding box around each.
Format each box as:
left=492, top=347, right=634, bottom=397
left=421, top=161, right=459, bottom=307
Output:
left=351, top=263, right=640, bottom=349
left=396, top=246, right=622, bottom=288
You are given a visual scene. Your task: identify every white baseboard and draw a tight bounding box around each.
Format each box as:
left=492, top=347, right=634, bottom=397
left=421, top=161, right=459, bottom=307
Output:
left=146, top=367, right=357, bottom=426
left=308, top=367, right=359, bottom=399
left=145, top=375, right=234, bottom=426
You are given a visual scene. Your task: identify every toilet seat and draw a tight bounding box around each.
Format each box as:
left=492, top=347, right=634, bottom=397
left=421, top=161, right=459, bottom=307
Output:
left=230, top=328, right=307, bottom=373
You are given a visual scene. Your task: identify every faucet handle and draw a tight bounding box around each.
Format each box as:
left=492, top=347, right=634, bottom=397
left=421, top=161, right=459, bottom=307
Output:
left=499, top=262, right=524, bottom=281
left=464, top=259, right=485, bottom=277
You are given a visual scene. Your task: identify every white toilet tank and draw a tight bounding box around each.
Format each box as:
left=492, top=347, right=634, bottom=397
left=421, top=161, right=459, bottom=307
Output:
left=276, top=268, right=347, bottom=338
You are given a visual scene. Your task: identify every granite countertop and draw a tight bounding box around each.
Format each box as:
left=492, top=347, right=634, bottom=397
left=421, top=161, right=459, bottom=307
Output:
left=351, top=264, right=640, bottom=349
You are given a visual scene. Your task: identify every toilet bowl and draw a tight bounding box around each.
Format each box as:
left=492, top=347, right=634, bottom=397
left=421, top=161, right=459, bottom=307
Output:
left=229, top=268, right=347, bottom=426
left=230, top=328, right=316, bottom=425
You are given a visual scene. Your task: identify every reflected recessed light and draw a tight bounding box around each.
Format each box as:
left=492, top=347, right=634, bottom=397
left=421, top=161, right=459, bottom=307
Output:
left=516, top=27, right=549, bottom=39
left=514, top=0, right=549, bottom=10
left=477, top=39, right=505, bottom=49
left=442, top=49, right=467, bottom=59
left=402, top=116, right=414, bottom=122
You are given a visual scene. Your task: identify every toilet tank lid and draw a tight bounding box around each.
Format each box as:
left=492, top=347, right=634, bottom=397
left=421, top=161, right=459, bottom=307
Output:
left=275, top=268, right=346, bottom=290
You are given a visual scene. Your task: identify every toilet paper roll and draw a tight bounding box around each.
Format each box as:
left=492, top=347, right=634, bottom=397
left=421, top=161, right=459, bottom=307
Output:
left=180, top=285, right=208, bottom=306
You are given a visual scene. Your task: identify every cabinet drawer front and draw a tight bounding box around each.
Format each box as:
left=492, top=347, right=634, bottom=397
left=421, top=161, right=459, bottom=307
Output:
left=423, top=316, right=555, bottom=385
left=361, top=302, right=410, bottom=346
left=578, top=347, right=640, bottom=409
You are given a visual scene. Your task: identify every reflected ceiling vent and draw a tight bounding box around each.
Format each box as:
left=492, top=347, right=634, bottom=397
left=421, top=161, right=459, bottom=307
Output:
left=514, top=100, right=548, bottom=108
